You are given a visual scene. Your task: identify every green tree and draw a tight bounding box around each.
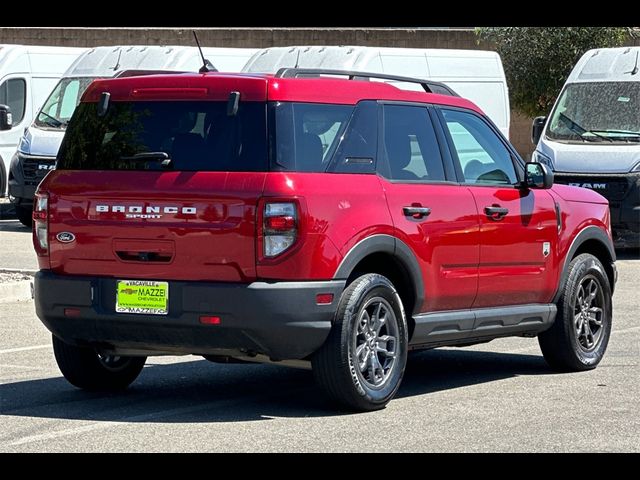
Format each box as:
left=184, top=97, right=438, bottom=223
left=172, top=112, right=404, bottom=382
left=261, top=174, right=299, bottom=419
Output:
left=476, top=27, right=633, bottom=117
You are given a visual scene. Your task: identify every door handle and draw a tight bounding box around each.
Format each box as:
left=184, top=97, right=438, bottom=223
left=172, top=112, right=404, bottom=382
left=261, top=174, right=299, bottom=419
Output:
left=403, top=206, right=431, bottom=219
left=484, top=205, right=509, bottom=221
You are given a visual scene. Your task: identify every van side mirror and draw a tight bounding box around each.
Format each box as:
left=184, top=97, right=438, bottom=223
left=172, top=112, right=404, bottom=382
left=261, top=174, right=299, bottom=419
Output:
left=525, top=162, right=553, bottom=189
left=531, top=116, right=546, bottom=145
left=0, top=105, right=12, bottom=131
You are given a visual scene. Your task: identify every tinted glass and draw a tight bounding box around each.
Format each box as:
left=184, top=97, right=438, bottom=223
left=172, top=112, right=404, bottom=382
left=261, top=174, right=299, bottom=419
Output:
left=272, top=102, right=353, bottom=172
left=381, top=105, right=445, bottom=182
left=57, top=101, right=267, bottom=171
left=442, top=109, right=517, bottom=185
left=0, top=78, right=26, bottom=124
left=332, top=101, right=378, bottom=174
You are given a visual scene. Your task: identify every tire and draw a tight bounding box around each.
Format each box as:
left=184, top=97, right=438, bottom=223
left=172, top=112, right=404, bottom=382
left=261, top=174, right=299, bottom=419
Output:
left=312, top=273, right=408, bottom=411
left=539, top=253, right=612, bottom=372
left=52, top=334, right=146, bottom=391
left=0, top=160, right=6, bottom=197
left=15, top=205, right=32, bottom=228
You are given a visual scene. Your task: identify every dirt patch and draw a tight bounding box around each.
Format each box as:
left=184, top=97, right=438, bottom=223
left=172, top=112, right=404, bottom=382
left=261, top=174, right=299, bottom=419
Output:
left=0, top=272, right=33, bottom=283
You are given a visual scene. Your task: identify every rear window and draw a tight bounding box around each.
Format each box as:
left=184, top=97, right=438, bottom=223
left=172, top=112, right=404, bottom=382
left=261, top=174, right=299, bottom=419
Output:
left=57, top=101, right=267, bottom=171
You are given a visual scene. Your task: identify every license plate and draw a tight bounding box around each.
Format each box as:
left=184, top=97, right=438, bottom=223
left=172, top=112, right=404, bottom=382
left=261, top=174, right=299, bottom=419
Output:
left=116, top=280, right=168, bottom=315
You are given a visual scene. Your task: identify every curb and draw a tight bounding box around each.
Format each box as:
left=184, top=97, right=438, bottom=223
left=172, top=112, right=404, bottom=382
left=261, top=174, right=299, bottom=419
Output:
left=0, top=279, right=33, bottom=303
left=0, top=268, right=38, bottom=276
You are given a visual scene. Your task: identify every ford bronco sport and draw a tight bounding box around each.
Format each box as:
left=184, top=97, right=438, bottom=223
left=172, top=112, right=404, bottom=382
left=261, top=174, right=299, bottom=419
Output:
left=32, top=69, right=617, bottom=411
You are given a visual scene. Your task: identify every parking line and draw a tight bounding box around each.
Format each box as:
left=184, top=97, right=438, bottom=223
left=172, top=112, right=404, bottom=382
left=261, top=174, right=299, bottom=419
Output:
left=5, top=386, right=308, bottom=447
left=0, top=344, right=50, bottom=354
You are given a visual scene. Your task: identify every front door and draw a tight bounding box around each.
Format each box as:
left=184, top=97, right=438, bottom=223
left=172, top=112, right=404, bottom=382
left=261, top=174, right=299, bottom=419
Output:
left=0, top=75, right=29, bottom=191
left=439, top=107, right=558, bottom=307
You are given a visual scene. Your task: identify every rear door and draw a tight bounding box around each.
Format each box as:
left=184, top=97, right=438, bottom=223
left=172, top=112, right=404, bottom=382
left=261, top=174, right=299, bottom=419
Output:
left=437, top=107, right=558, bottom=307
left=379, top=103, right=479, bottom=313
left=46, top=98, right=268, bottom=282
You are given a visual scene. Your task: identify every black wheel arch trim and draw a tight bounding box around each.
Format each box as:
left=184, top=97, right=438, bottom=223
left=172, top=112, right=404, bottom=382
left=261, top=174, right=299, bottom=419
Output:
left=553, top=225, right=616, bottom=303
left=333, top=234, right=425, bottom=315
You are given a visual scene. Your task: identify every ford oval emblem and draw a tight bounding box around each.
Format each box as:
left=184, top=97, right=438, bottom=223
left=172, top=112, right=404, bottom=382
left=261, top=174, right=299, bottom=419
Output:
left=56, top=232, right=76, bottom=243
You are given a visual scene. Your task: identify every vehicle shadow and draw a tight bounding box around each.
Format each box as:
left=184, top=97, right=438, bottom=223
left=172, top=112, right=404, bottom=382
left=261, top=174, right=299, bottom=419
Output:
left=616, top=248, right=639, bottom=260
left=0, top=219, right=29, bottom=233
left=0, top=348, right=553, bottom=424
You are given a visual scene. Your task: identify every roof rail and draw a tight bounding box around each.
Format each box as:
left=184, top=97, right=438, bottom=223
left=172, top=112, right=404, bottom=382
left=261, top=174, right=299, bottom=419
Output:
left=114, top=69, right=190, bottom=78
left=274, top=68, right=459, bottom=97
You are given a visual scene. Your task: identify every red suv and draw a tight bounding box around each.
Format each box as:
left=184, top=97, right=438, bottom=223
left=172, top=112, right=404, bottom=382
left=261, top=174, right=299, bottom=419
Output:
left=32, top=69, right=617, bottom=411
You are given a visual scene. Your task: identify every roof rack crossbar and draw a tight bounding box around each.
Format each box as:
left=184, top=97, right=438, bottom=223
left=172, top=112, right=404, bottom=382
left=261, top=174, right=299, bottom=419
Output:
left=274, top=68, right=459, bottom=97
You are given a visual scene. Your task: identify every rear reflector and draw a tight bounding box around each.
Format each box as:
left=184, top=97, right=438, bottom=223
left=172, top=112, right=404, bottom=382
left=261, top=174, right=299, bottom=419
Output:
left=316, top=294, right=334, bottom=305
left=64, top=308, right=81, bottom=318
left=265, top=215, right=295, bottom=231
left=199, top=316, right=221, bottom=325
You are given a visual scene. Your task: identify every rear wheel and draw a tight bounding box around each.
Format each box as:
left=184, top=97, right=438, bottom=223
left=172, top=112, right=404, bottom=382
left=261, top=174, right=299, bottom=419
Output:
left=539, top=254, right=612, bottom=371
left=312, top=273, right=408, bottom=411
left=15, top=205, right=32, bottom=228
left=52, top=334, right=146, bottom=391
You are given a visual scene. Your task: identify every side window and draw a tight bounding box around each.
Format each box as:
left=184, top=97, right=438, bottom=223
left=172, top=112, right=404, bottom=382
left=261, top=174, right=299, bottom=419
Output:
left=332, top=101, right=378, bottom=174
left=442, top=109, right=517, bottom=185
left=272, top=102, right=353, bottom=172
left=381, top=104, right=445, bottom=182
left=0, top=78, right=27, bottom=125
left=59, top=80, right=80, bottom=120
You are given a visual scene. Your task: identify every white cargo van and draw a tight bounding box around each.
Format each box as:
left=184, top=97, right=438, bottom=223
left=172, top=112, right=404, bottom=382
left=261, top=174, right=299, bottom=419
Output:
left=532, top=47, right=640, bottom=248
left=0, top=45, right=86, bottom=195
left=242, top=46, right=510, bottom=138
left=8, top=45, right=257, bottom=225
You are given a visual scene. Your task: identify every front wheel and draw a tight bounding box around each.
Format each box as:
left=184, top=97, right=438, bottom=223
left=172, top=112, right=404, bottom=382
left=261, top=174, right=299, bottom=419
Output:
left=312, top=273, right=408, bottom=411
left=539, top=253, right=612, bottom=371
left=52, top=335, right=146, bottom=391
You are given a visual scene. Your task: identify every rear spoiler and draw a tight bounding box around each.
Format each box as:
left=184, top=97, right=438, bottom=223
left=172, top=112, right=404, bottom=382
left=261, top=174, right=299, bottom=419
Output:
left=114, top=70, right=190, bottom=78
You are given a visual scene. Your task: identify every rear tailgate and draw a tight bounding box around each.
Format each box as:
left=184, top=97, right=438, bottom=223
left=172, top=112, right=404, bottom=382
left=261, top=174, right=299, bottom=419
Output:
left=45, top=170, right=265, bottom=282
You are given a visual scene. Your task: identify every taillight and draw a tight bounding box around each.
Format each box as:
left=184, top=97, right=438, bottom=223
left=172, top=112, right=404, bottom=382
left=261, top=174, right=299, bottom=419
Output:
left=263, top=202, right=297, bottom=258
left=33, top=193, right=49, bottom=251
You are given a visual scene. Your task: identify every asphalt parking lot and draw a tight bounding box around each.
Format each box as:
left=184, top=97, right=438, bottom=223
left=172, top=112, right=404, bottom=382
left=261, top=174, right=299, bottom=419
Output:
left=0, top=217, right=638, bottom=452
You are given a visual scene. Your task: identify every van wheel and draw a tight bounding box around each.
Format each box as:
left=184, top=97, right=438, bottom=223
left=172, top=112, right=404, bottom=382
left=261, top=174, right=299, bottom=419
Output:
left=539, top=254, right=612, bottom=372
left=52, top=335, right=146, bottom=391
left=16, top=205, right=32, bottom=227
left=312, top=274, right=408, bottom=411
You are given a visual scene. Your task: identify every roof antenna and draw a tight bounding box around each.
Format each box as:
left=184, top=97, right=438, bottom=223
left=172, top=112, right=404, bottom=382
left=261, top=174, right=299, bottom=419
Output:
left=112, top=49, right=122, bottom=71
left=192, top=31, right=217, bottom=73
left=294, top=49, right=301, bottom=68
left=625, top=50, right=639, bottom=76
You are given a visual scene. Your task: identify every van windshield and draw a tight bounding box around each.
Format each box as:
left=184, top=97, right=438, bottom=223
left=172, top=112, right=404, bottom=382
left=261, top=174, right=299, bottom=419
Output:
left=35, top=77, right=96, bottom=130
left=57, top=101, right=267, bottom=171
left=547, top=82, right=640, bottom=143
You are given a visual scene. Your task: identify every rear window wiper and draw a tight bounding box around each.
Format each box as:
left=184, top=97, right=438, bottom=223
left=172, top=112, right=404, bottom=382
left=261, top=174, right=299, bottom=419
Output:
left=559, top=113, right=612, bottom=142
left=120, top=152, right=173, bottom=169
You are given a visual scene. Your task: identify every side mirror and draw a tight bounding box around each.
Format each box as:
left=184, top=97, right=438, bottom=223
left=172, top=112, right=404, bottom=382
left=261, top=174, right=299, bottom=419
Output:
left=525, top=161, right=553, bottom=189
left=531, top=116, right=546, bottom=145
left=0, top=104, right=12, bottom=131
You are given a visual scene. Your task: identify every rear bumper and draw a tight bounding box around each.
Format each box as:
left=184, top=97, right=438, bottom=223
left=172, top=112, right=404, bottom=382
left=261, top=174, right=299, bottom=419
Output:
left=34, top=271, right=345, bottom=360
